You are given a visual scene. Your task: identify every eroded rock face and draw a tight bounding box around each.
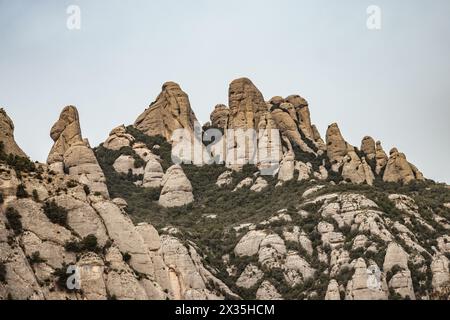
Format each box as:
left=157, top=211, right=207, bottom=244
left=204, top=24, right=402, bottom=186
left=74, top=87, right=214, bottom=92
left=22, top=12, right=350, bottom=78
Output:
left=431, top=255, right=450, bottom=291
left=234, top=230, right=267, bottom=257
left=0, top=108, right=27, bottom=158
left=361, top=136, right=376, bottom=160
left=228, top=78, right=268, bottom=130
left=161, top=236, right=238, bottom=300
left=346, top=259, right=388, bottom=300
left=159, top=165, right=194, bottom=208
left=278, top=152, right=295, bottom=182
left=0, top=163, right=20, bottom=201
left=64, top=142, right=109, bottom=198
left=256, top=281, right=283, bottom=300
left=134, top=82, right=198, bottom=141
left=285, top=95, right=315, bottom=141
left=236, top=264, right=264, bottom=289
left=210, top=104, right=230, bottom=129
left=0, top=213, right=44, bottom=300
left=325, top=280, right=341, bottom=300
left=375, top=141, right=388, bottom=175
left=341, top=147, right=374, bottom=185
left=383, top=148, right=424, bottom=184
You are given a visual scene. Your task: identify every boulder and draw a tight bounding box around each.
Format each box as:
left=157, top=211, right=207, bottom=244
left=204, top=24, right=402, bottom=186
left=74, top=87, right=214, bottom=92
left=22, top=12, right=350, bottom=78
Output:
left=103, top=125, right=135, bottom=151
left=250, top=177, right=268, bottom=193
left=142, top=158, right=164, bottom=189
left=216, top=171, right=233, bottom=187
left=113, top=155, right=144, bottom=176
left=278, top=151, right=295, bottom=182
left=233, top=177, right=253, bottom=191
left=159, top=165, right=194, bottom=208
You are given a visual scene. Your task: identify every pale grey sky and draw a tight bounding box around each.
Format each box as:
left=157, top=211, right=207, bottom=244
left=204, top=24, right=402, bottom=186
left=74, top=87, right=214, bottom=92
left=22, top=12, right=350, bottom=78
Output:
left=0, top=0, right=449, bottom=183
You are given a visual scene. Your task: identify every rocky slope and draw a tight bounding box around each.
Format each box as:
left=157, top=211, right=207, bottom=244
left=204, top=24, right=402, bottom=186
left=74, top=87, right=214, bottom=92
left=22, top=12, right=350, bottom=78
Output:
left=0, top=78, right=449, bottom=300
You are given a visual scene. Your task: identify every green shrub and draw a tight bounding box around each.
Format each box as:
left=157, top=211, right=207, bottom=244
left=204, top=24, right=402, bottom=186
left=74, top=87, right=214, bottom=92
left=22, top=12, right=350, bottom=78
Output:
left=0, top=261, right=7, bottom=283
left=6, top=207, right=23, bottom=235
left=82, top=234, right=99, bottom=252
left=43, top=201, right=68, bottom=227
left=83, top=185, right=91, bottom=195
left=32, top=189, right=39, bottom=202
left=53, top=264, right=78, bottom=292
left=0, top=193, right=3, bottom=204
left=65, top=235, right=99, bottom=253
left=29, top=251, right=46, bottom=264
left=16, top=184, right=28, bottom=198
left=0, top=142, right=36, bottom=173
left=67, top=180, right=78, bottom=188
left=336, top=266, right=355, bottom=287
left=123, top=252, right=132, bottom=262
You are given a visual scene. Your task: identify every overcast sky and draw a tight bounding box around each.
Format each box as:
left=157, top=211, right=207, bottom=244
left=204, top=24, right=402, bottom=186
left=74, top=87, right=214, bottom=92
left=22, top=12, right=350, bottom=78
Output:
left=0, top=0, right=449, bottom=183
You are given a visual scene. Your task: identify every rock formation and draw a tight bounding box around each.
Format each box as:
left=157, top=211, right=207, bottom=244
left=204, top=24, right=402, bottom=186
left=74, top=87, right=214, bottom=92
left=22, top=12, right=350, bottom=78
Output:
left=383, top=148, right=424, bottom=184
left=361, top=136, right=376, bottom=160
left=326, top=123, right=348, bottom=165
left=47, top=106, right=83, bottom=165
left=47, top=106, right=109, bottom=198
left=1, top=78, right=446, bottom=302
left=210, top=104, right=229, bottom=129
left=0, top=108, right=27, bottom=158
left=103, top=125, right=135, bottom=151
left=134, top=82, right=198, bottom=142
left=159, top=165, right=194, bottom=208
left=228, top=78, right=268, bottom=130
left=375, top=141, right=388, bottom=175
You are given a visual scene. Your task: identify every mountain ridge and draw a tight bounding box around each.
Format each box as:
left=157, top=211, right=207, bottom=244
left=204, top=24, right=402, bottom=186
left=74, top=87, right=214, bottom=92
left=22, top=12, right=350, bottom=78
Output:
left=1, top=78, right=449, bottom=301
